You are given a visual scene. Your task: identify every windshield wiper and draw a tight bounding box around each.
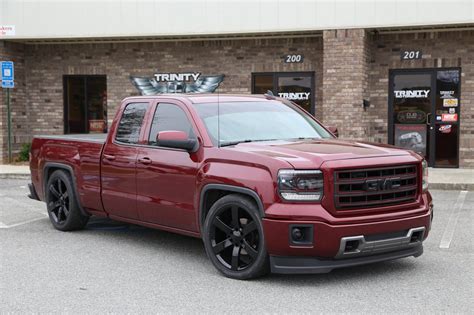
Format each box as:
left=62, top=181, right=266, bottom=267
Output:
left=219, top=139, right=279, bottom=147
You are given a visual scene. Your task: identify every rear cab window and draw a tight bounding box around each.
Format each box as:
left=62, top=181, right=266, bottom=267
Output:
left=115, top=103, right=149, bottom=144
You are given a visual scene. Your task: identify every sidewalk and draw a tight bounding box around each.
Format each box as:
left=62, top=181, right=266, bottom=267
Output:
left=0, top=164, right=473, bottom=190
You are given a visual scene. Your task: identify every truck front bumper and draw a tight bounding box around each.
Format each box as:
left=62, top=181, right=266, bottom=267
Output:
left=270, top=245, right=423, bottom=274
left=262, top=196, right=433, bottom=274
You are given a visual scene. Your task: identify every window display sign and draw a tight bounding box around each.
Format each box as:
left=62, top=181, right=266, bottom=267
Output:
left=439, top=125, right=452, bottom=134
left=396, top=109, right=426, bottom=124
left=441, top=113, right=458, bottom=122
left=394, top=124, right=427, bottom=156
left=393, top=89, right=429, bottom=98
left=278, top=92, right=310, bottom=101
left=443, top=98, right=458, bottom=107
left=89, top=120, right=106, bottom=133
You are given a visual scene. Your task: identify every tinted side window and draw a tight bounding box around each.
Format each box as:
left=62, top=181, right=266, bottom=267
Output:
left=149, top=103, right=195, bottom=145
left=115, top=103, right=148, bottom=144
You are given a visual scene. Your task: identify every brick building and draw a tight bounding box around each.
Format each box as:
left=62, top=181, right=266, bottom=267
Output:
left=1, top=1, right=474, bottom=167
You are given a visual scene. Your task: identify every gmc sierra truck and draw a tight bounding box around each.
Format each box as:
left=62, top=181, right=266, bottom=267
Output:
left=29, top=94, right=433, bottom=279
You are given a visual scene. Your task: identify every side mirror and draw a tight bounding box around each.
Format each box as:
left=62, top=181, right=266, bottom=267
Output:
left=327, top=126, right=339, bottom=138
left=156, top=131, right=198, bottom=152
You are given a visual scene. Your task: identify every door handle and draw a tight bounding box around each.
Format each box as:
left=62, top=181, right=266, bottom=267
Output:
left=103, top=154, right=116, bottom=161
left=138, top=157, right=152, bottom=165
left=426, top=113, right=432, bottom=126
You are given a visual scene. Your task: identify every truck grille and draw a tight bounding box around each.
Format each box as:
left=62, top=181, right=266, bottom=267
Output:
left=334, top=164, right=418, bottom=209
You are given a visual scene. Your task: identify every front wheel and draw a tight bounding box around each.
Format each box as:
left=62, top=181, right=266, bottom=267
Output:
left=203, top=194, right=269, bottom=280
left=46, top=170, right=89, bottom=231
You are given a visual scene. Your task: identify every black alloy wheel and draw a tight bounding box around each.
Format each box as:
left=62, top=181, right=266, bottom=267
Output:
left=203, top=194, right=269, bottom=279
left=48, top=177, right=70, bottom=224
left=46, top=170, right=89, bottom=231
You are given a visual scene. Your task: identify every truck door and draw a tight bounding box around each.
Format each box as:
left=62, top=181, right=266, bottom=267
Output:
left=101, top=102, right=151, bottom=220
left=136, top=101, right=199, bottom=232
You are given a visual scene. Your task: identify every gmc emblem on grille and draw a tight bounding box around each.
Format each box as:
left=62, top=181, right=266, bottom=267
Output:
left=364, top=178, right=401, bottom=192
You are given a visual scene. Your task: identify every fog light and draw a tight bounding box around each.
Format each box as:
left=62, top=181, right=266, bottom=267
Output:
left=289, top=224, right=314, bottom=245
left=292, top=228, right=303, bottom=241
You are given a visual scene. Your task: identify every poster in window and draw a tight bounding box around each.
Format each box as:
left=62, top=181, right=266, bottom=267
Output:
left=394, top=124, right=427, bottom=156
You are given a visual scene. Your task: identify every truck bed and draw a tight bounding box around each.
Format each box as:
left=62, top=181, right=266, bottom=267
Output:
left=30, top=133, right=107, bottom=213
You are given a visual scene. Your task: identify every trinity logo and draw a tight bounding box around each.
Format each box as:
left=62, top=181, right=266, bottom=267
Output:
left=130, top=71, right=225, bottom=95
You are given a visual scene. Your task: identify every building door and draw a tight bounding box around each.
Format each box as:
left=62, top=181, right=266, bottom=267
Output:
left=64, top=75, right=107, bottom=134
left=252, top=72, right=315, bottom=114
left=389, top=68, right=460, bottom=168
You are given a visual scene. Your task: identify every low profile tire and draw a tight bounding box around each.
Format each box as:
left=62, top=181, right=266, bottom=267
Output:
left=203, top=194, right=269, bottom=280
left=46, top=170, right=89, bottom=231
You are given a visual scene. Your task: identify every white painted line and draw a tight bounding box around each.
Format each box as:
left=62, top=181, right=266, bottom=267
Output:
left=0, top=216, right=47, bottom=229
left=439, top=190, right=468, bottom=249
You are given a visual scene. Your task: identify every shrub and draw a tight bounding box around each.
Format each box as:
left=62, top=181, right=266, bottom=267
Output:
left=18, top=143, right=31, bottom=162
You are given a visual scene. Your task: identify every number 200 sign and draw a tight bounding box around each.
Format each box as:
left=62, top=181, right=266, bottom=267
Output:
left=284, top=54, right=304, bottom=63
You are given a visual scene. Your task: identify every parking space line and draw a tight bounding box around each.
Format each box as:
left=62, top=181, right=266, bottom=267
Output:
left=439, top=190, right=468, bottom=249
left=0, top=217, right=47, bottom=229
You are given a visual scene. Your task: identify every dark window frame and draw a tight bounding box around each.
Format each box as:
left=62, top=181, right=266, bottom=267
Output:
left=63, top=75, right=107, bottom=134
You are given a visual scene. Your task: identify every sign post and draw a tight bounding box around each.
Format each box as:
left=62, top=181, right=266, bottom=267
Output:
left=1, top=61, right=15, bottom=163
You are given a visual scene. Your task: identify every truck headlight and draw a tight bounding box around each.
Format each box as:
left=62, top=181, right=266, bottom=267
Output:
left=422, top=160, right=428, bottom=191
left=278, top=170, right=323, bottom=201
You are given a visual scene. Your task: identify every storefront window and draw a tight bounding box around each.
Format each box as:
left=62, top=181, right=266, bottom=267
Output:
left=252, top=72, right=315, bottom=114
left=64, top=75, right=107, bottom=134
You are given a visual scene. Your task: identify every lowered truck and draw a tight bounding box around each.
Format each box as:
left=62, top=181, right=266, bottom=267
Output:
left=29, top=94, right=433, bottom=279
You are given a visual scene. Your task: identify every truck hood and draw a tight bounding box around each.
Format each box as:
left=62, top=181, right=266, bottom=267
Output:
left=227, top=139, right=412, bottom=169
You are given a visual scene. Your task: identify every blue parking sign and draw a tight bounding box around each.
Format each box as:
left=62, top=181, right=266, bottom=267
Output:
left=1, top=61, right=14, bottom=88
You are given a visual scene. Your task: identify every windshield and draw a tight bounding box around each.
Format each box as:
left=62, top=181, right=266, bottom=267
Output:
left=194, top=100, right=333, bottom=146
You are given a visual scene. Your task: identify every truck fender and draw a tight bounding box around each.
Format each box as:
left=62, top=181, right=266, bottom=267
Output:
left=199, top=184, right=265, bottom=229
left=43, top=162, right=90, bottom=217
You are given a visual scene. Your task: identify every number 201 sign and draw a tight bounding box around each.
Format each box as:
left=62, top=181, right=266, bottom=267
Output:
left=401, top=50, right=422, bottom=60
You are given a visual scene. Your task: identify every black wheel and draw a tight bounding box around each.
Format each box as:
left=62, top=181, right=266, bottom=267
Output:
left=46, top=170, right=89, bottom=231
left=203, top=194, right=269, bottom=280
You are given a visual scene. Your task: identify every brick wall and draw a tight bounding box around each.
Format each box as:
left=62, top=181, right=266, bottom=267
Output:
left=22, top=37, right=323, bottom=136
left=0, top=41, right=27, bottom=163
left=368, top=30, right=474, bottom=167
left=321, top=29, right=370, bottom=140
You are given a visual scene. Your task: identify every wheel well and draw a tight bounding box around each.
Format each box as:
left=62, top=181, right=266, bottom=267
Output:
left=44, top=166, right=71, bottom=187
left=200, top=186, right=263, bottom=228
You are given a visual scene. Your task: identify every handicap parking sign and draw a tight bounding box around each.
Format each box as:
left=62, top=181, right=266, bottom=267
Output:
left=1, top=61, right=14, bottom=88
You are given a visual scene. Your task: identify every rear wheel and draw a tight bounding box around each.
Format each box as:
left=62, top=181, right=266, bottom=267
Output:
left=203, top=194, right=269, bottom=280
left=46, top=170, right=89, bottom=231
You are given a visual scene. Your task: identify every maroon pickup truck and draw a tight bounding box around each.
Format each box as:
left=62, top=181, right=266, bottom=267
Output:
left=29, top=94, right=433, bottom=279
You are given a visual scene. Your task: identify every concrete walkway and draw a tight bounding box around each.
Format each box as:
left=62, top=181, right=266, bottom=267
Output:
left=0, top=164, right=473, bottom=190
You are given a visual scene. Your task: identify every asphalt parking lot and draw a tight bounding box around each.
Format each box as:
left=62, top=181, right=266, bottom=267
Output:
left=1, top=179, right=473, bottom=313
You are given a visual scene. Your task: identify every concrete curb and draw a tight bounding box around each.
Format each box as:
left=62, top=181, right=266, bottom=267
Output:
left=429, top=183, right=474, bottom=191
left=0, top=173, right=472, bottom=190
left=0, top=174, right=31, bottom=180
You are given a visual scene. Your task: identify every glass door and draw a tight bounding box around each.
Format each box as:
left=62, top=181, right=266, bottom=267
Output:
left=252, top=72, right=315, bottom=114
left=389, top=68, right=461, bottom=167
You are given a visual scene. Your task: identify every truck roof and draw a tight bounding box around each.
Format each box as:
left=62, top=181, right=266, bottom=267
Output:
left=123, top=94, right=272, bottom=104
